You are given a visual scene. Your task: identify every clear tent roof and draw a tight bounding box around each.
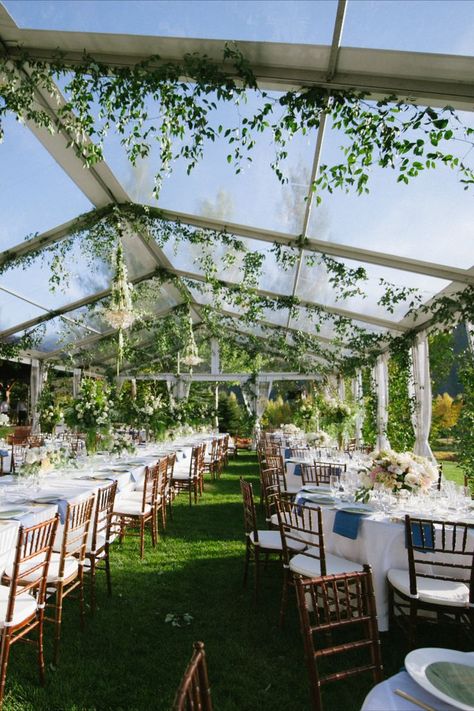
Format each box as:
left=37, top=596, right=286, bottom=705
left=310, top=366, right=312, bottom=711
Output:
left=0, top=0, right=473, bottom=374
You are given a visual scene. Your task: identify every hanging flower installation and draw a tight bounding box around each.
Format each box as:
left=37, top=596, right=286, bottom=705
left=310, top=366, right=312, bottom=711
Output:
left=181, top=312, right=203, bottom=367
left=103, top=238, right=136, bottom=374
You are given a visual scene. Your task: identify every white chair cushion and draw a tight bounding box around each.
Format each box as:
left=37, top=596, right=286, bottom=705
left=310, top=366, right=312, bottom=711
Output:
left=5, top=552, right=78, bottom=584
left=387, top=568, right=470, bottom=607
left=0, top=585, right=37, bottom=628
left=269, top=513, right=279, bottom=527
left=283, top=484, right=301, bottom=494
left=290, top=550, right=363, bottom=577
left=250, top=530, right=305, bottom=552
left=113, top=500, right=151, bottom=516
left=172, top=472, right=193, bottom=481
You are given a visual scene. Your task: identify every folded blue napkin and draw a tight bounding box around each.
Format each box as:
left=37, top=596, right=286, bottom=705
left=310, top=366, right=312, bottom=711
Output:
left=407, top=521, right=434, bottom=550
left=293, top=464, right=302, bottom=476
left=284, top=448, right=291, bottom=459
left=0, top=450, right=9, bottom=457
left=333, top=510, right=364, bottom=540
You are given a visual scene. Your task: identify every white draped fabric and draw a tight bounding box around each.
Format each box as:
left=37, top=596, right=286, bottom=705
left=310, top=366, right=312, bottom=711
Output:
left=410, top=332, right=435, bottom=460
left=351, top=369, right=364, bottom=446
left=373, top=353, right=390, bottom=451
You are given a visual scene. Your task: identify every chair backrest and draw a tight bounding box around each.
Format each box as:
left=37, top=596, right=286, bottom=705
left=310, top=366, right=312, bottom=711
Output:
left=312, top=462, right=346, bottom=485
left=260, top=468, right=281, bottom=523
left=295, top=565, right=383, bottom=711
left=60, top=495, right=95, bottom=571
left=277, top=499, right=324, bottom=572
left=142, top=465, right=158, bottom=510
left=6, top=515, right=59, bottom=625
left=166, top=452, right=177, bottom=478
left=240, top=478, right=257, bottom=540
left=289, top=447, right=311, bottom=460
left=190, top=445, right=205, bottom=477
left=405, top=515, right=474, bottom=599
left=265, top=454, right=285, bottom=476
left=173, top=641, right=212, bottom=711
left=89, top=481, right=117, bottom=555
left=156, top=457, right=168, bottom=501
left=436, top=465, right=443, bottom=491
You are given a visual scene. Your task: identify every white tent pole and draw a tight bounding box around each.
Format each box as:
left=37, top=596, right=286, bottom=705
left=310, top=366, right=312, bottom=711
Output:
left=352, top=369, right=364, bottom=446
left=410, top=331, right=435, bottom=461
left=373, top=353, right=390, bottom=451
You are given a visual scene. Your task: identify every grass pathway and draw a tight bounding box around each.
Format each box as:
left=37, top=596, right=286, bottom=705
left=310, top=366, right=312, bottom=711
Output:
left=4, top=452, right=468, bottom=710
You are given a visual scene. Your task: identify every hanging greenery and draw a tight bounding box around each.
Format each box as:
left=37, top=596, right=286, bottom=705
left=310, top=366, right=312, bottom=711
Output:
left=386, top=349, right=415, bottom=451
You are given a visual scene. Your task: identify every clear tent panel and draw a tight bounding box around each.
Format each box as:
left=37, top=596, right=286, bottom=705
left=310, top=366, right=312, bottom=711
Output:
left=344, top=0, right=474, bottom=55
left=0, top=288, right=44, bottom=332
left=313, top=107, right=474, bottom=270
left=17, top=316, right=92, bottom=353
left=102, top=90, right=317, bottom=234
left=0, top=115, right=93, bottom=251
left=3, top=0, right=338, bottom=44
left=295, top=252, right=451, bottom=324
left=159, top=231, right=298, bottom=296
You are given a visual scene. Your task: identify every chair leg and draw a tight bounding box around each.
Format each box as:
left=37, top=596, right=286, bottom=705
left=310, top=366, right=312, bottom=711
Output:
left=243, top=541, right=251, bottom=588
left=53, top=584, right=64, bottom=666
left=89, top=557, right=97, bottom=615
left=279, top=568, right=290, bottom=627
left=409, top=599, right=417, bottom=649
left=37, top=612, right=46, bottom=686
left=388, top=583, right=395, bottom=631
left=0, top=631, right=11, bottom=706
left=105, top=551, right=112, bottom=597
left=254, top=546, right=261, bottom=603
left=78, top=569, right=86, bottom=630
left=140, top=519, right=145, bottom=558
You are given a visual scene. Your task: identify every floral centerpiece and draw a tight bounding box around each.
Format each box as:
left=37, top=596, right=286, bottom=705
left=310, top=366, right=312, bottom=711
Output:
left=105, top=431, right=136, bottom=457
left=321, top=395, right=354, bottom=448
left=356, top=449, right=438, bottom=501
left=0, top=414, right=9, bottom=426
left=281, top=423, right=302, bottom=436
left=21, top=447, right=53, bottom=477
left=306, top=430, right=332, bottom=447
left=66, top=378, right=113, bottom=454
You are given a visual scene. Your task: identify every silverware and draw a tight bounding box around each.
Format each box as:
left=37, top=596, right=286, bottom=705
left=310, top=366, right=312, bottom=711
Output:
left=394, top=688, right=435, bottom=711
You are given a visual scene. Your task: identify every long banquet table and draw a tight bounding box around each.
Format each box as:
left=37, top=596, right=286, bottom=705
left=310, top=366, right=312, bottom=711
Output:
left=294, top=489, right=474, bottom=632
left=0, top=434, right=220, bottom=573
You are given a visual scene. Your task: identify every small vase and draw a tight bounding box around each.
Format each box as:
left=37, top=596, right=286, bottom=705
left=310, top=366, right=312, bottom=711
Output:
left=85, top=429, right=98, bottom=455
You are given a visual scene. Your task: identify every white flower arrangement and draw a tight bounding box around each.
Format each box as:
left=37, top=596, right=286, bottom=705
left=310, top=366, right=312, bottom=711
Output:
left=0, top=414, right=9, bottom=426
left=306, top=430, right=332, bottom=446
left=108, top=431, right=136, bottom=456
left=358, top=449, right=438, bottom=497
left=281, top=423, right=301, bottom=435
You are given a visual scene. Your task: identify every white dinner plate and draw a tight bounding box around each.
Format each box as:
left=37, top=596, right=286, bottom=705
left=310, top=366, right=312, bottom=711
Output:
left=336, top=503, right=374, bottom=515
left=405, top=648, right=474, bottom=711
left=301, top=485, right=331, bottom=493
left=0, top=506, right=30, bottom=519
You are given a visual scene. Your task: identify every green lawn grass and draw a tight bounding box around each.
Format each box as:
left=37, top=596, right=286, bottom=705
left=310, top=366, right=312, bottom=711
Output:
left=441, top=460, right=466, bottom=487
left=3, top=452, right=470, bottom=710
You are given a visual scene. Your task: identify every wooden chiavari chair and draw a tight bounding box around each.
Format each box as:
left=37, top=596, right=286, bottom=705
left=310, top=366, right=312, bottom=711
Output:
left=0, top=515, right=58, bottom=708
left=215, top=437, right=226, bottom=478
left=310, top=462, right=347, bottom=485
left=288, top=447, right=311, bottom=460
left=277, top=498, right=362, bottom=625
left=155, top=457, right=169, bottom=535
left=9, top=439, right=28, bottom=473
left=240, top=478, right=304, bottom=602
left=260, top=468, right=294, bottom=529
left=203, top=439, right=219, bottom=480
left=165, top=452, right=177, bottom=519
left=265, top=453, right=288, bottom=492
left=173, top=641, right=212, bottom=711
left=295, top=566, right=383, bottom=711
left=114, top=465, right=158, bottom=558
left=85, top=481, right=118, bottom=614
left=172, top=445, right=203, bottom=505
left=46, top=495, right=95, bottom=665
left=388, top=515, right=474, bottom=646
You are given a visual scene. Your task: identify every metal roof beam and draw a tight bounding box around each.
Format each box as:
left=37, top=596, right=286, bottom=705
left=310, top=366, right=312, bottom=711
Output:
left=1, top=13, right=474, bottom=109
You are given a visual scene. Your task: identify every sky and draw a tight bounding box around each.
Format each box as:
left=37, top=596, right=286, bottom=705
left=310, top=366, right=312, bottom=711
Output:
left=0, top=0, right=473, bottom=350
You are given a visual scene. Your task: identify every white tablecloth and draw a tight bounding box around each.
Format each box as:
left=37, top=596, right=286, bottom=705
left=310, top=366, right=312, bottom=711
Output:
left=361, top=671, right=459, bottom=710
